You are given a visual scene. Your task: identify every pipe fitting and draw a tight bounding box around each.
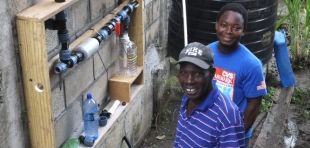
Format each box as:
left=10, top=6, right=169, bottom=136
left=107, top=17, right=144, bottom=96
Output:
left=54, top=62, right=67, bottom=74
left=53, top=1, right=140, bottom=74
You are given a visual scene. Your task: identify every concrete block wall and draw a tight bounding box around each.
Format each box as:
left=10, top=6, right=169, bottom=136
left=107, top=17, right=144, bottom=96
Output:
left=0, top=0, right=171, bottom=147
left=0, top=0, right=30, bottom=147
left=47, top=0, right=120, bottom=146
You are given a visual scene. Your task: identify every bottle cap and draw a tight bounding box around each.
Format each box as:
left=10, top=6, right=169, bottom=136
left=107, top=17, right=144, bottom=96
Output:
left=86, top=93, right=92, bottom=99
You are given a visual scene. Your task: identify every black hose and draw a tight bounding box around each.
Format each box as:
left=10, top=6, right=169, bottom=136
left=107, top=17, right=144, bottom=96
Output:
left=122, top=136, right=132, bottom=148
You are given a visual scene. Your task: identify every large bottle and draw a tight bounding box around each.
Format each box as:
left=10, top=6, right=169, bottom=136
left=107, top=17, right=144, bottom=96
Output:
left=119, top=31, right=138, bottom=77
left=83, top=93, right=99, bottom=146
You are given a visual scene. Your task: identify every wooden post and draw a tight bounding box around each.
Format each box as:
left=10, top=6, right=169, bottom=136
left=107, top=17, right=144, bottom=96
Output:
left=16, top=0, right=77, bottom=147
left=129, top=0, right=145, bottom=68
left=16, top=0, right=144, bottom=146
left=17, top=18, right=55, bottom=148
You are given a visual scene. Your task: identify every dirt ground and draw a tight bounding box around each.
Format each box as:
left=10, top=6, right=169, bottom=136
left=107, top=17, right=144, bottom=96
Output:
left=287, top=69, right=310, bottom=148
left=139, top=99, right=180, bottom=148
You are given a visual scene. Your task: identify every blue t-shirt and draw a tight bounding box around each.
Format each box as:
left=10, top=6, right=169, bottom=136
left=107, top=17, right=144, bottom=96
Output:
left=174, top=88, right=245, bottom=148
left=208, top=41, right=267, bottom=112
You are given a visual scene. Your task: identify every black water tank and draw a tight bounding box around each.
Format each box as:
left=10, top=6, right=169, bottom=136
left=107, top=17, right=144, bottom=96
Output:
left=168, top=0, right=277, bottom=64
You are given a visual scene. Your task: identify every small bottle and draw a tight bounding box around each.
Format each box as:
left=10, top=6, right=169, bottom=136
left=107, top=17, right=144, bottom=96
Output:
left=83, top=93, right=99, bottom=146
left=119, top=32, right=137, bottom=77
left=126, top=39, right=137, bottom=76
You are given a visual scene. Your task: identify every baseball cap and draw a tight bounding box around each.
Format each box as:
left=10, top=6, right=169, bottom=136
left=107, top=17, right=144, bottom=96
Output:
left=177, top=42, right=213, bottom=69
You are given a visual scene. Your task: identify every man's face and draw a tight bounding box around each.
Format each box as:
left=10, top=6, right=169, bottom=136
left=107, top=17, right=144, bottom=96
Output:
left=178, top=62, right=212, bottom=101
left=216, top=10, right=244, bottom=49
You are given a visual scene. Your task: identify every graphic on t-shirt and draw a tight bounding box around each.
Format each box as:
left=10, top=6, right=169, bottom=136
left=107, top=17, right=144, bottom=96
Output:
left=213, top=68, right=236, bottom=100
left=257, top=80, right=267, bottom=90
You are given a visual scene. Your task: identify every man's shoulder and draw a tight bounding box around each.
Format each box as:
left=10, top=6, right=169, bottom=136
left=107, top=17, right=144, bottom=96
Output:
left=239, top=44, right=263, bottom=66
left=207, top=41, right=218, bottom=51
left=214, top=90, right=240, bottom=114
left=214, top=91, right=242, bottom=122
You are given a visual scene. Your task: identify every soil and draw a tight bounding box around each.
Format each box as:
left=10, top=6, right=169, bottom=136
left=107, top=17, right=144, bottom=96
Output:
left=139, top=99, right=180, bottom=148
left=287, top=69, right=310, bottom=148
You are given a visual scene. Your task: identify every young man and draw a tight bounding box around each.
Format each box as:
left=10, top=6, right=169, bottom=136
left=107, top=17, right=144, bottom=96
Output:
left=174, top=42, right=245, bottom=148
left=207, top=3, right=268, bottom=143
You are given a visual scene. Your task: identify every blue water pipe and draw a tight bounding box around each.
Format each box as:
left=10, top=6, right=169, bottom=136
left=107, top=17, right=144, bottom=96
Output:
left=273, top=30, right=296, bottom=87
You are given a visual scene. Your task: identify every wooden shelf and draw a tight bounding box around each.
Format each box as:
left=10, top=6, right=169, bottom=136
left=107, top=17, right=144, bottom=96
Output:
left=108, top=0, right=144, bottom=103
left=109, top=66, right=143, bottom=102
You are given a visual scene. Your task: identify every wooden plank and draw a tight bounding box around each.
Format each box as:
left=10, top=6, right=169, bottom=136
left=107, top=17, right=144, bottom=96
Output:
left=109, top=67, right=143, bottom=83
left=109, top=79, right=131, bottom=102
left=69, top=0, right=129, bottom=49
left=16, top=19, right=55, bottom=148
left=109, top=67, right=143, bottom=102
left=17, top=0, right=78, bottom=21
left=253, top=87, right=294, bottom=147
left=129, top=0, right=145, bottom=68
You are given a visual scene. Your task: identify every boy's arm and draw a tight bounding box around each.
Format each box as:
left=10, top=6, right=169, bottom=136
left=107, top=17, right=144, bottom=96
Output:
left=244, top=97, right=262, bottom=131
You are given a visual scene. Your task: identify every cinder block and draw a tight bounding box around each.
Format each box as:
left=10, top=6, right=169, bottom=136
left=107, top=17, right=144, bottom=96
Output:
left=51, top=85, right=66, bottom=119
left=93, top=33, right=118, bottom=79
left=144, top=3, right=153, bottom=28
left=145, top=20, right=160, bottom=47
left=54, top=99, right=83, bottom=147
left=139, top=86, right=153, bottom=138
left=64, top=58, right=94, bottom=106
left=45, top=29, right=59, bottom=53
left=86, top=72, right=108, bottom=106
left=152, top=0, right=160, bottom=21
left=69, top=0, right=90, bottom=35
left=90, top=0, right=116, bottom=20
left=124, top=90, right=143, bottom=143
left=99, top=117, right=125, bottom=148
left=144, top=0, right=153, bottom=6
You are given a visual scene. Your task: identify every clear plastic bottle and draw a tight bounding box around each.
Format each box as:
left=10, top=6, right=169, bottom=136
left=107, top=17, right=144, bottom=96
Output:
left=83, top=93, right=99, bottom=143
left=119, top=32, right=137, bottom=77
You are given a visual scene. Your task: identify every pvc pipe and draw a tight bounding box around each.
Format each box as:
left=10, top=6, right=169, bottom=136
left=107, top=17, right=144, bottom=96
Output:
left=108, top=100, right=121, bottom=115
left=75, top=38, right=100, bottom=59
left=182, top=0, right=188, bottom=46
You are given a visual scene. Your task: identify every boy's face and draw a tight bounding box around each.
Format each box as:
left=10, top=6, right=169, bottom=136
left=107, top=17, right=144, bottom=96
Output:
left=178, top=62, right=212, bottom=101
left=216, top=10, right=244, bottom=48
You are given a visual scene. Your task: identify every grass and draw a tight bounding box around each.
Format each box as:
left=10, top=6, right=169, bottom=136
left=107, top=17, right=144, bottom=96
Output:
left=260, top=87, right=276, bottom=112
left=277, top=0, right=310, bottom=68
left=291, top=88, right=310, bottom=120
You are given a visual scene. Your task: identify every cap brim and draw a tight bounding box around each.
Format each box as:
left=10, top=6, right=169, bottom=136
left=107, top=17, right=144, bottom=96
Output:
left=177, top=57, right=210, bottom=69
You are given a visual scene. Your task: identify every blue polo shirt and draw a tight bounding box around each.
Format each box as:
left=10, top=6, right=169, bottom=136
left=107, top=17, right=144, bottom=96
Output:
left=174, top=88, right=245, bottom=148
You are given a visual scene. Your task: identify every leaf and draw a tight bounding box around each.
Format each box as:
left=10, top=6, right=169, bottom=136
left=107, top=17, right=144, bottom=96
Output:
left=275, top=15, right=289, bottom=30
left=60, top=138, right=79, bottom=148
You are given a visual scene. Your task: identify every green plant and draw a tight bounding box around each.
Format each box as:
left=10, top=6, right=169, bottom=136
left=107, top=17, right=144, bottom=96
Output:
left=260, top=87, right=276, bottom=112
left=305, top=0, right=310, bottom=39
left=292, top=88, right=310, bottom=120
left=277, top=0, right=310, bottom=66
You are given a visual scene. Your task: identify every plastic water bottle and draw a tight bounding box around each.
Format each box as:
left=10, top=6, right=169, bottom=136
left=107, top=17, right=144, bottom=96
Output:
left=127, top=40, right=137, bottom=76
left=83, top=93, right=99, bottom=145
left=119, top=32, right=137, bottom=77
